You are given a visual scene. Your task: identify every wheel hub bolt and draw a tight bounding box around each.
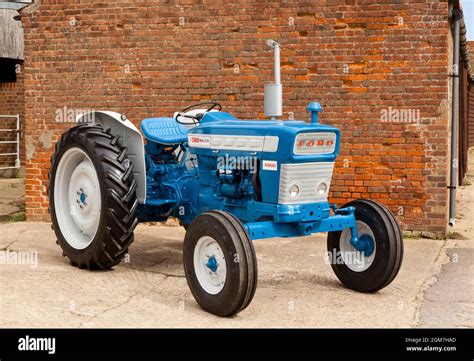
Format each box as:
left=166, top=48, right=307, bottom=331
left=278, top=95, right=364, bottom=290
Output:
left=206, top=256, right=219, bottom=273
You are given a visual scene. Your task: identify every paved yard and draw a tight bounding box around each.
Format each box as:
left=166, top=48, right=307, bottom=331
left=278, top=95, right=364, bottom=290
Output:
left=0, top=178, right=24, bottom=222
left=0, top=221, right=450, bottom=328
left=0, top=157, right=472, bottom=327
left=0, top=221, right=472, bottom=327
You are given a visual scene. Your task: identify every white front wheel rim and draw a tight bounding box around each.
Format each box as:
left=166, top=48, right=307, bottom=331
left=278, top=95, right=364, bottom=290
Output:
left=54, top=147, right=101, bottom=250
left=193, top=236, right=227, bottom=295
left=339, top=221, right=376, bottom=272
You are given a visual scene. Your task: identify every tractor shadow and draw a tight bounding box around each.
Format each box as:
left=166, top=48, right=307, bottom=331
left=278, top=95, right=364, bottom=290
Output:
left=124, top=238, right=185, bottom=276
left=258, top=269, right=344, bottom=290
left=117, top=230, right=346, bottom=290
left=124, top=235, right=345, bottom=290
left=127, top=236, right=344, bottom=290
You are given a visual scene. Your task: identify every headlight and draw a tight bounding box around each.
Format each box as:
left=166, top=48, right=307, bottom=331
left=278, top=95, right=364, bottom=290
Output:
left=317, top=182, right=328, bottom=195
left=289, top=184, right=300, bottom=198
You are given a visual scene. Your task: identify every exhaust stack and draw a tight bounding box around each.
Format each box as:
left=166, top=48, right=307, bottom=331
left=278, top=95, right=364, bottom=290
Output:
left=264, top=39, right=282, bottom=120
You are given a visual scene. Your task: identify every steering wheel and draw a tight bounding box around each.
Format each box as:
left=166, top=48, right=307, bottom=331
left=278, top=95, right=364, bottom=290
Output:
left=175, top=101, right=222, bottom=125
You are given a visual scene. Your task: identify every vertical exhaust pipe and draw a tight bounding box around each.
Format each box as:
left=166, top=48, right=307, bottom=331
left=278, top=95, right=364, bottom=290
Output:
left=264, top=39, right=282, bottom=120
left=449, top=9, right=462, bottom=227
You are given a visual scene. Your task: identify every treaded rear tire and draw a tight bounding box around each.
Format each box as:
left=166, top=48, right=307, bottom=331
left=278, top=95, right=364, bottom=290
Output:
left=49, top=123, right=139, bottom=269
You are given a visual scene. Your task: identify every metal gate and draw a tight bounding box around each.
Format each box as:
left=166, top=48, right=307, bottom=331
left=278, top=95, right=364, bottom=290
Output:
left=0, top=114, right=20, bottom=170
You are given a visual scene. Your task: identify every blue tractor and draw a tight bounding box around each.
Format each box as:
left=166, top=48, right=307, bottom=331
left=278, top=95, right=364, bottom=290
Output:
left=49, top=41, right=403, bottom=316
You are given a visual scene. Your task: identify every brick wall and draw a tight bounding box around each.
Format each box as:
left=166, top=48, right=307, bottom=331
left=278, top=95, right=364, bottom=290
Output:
left=21, top=0, right=451, bottom=235
left=0, top=66, right=24, bottom=173
left=469, top=42, right=474, bottom=149
left=469, top=82, right=474, bottom=148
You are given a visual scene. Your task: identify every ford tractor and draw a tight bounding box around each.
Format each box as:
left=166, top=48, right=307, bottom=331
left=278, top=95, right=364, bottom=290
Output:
left=49, top=41, right=403, bottom=317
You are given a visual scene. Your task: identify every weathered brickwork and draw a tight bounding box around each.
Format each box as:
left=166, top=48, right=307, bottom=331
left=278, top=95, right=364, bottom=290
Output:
left=21, top=0, right=451, bottom=234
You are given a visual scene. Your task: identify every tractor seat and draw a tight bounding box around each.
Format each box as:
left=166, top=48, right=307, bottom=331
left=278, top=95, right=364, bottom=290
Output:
left=140, top=117, right=188, bottom=145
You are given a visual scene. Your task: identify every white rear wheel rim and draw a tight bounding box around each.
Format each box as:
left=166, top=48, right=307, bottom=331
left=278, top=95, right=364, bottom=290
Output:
left=193, top=236, right=227, bottom=295
left=339, top=221, right=376, bottom=272
left=54, top=147, right=101, bottom=250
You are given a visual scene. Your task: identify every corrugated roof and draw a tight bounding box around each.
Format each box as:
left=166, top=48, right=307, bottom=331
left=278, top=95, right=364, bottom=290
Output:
left=0, top=1, right=32, bottom=11
left=460, top=15, right=474, bottom=82
left=452, top=1, right=474, bottom=82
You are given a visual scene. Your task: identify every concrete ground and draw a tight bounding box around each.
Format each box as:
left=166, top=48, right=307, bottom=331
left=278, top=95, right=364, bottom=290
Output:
left=0, top=157, right=473, bottom=328
left=417, top=150, right=474, bottom=328
left=0, top=177, right=25, bottom=222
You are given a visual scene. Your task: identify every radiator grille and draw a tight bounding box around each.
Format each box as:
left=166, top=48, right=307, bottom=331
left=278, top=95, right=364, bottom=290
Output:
left=278, top=162, right=335, bottom=204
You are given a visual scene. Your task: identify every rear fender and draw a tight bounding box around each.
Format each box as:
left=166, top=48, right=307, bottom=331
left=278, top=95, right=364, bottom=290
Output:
left=76, top=111, right=146, bottom=203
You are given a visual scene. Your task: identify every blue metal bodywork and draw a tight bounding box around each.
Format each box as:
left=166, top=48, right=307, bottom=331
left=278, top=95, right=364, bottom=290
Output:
left=137, top=103, right=360, bottom=244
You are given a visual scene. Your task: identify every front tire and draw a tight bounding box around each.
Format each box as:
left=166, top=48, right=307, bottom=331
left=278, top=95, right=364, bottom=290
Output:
left=327, top=199, right=403, bottom=292
left=49, top=123, right=139, bottom=269
left=183, top=211, right=258, bottom=317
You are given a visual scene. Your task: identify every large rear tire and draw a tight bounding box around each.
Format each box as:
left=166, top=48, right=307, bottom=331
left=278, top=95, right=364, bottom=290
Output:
left=183, top=211, right=258, bottom=317
left=327, top=199, right=403, bottom=292
left=49, top=123, right=139, bottom=269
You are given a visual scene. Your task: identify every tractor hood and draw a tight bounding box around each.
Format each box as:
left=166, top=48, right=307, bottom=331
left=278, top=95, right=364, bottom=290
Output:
left=188, top=111, right=341, bottom=163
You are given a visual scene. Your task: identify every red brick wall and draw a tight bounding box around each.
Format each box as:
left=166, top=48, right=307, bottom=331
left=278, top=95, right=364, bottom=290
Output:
left=21, top=0, right=451, bottom=235
left=0, top=67, right=24, bottom=172
left=469, top=42, right=474, bottom=149
left=470, top=85, right=474, bottom=148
